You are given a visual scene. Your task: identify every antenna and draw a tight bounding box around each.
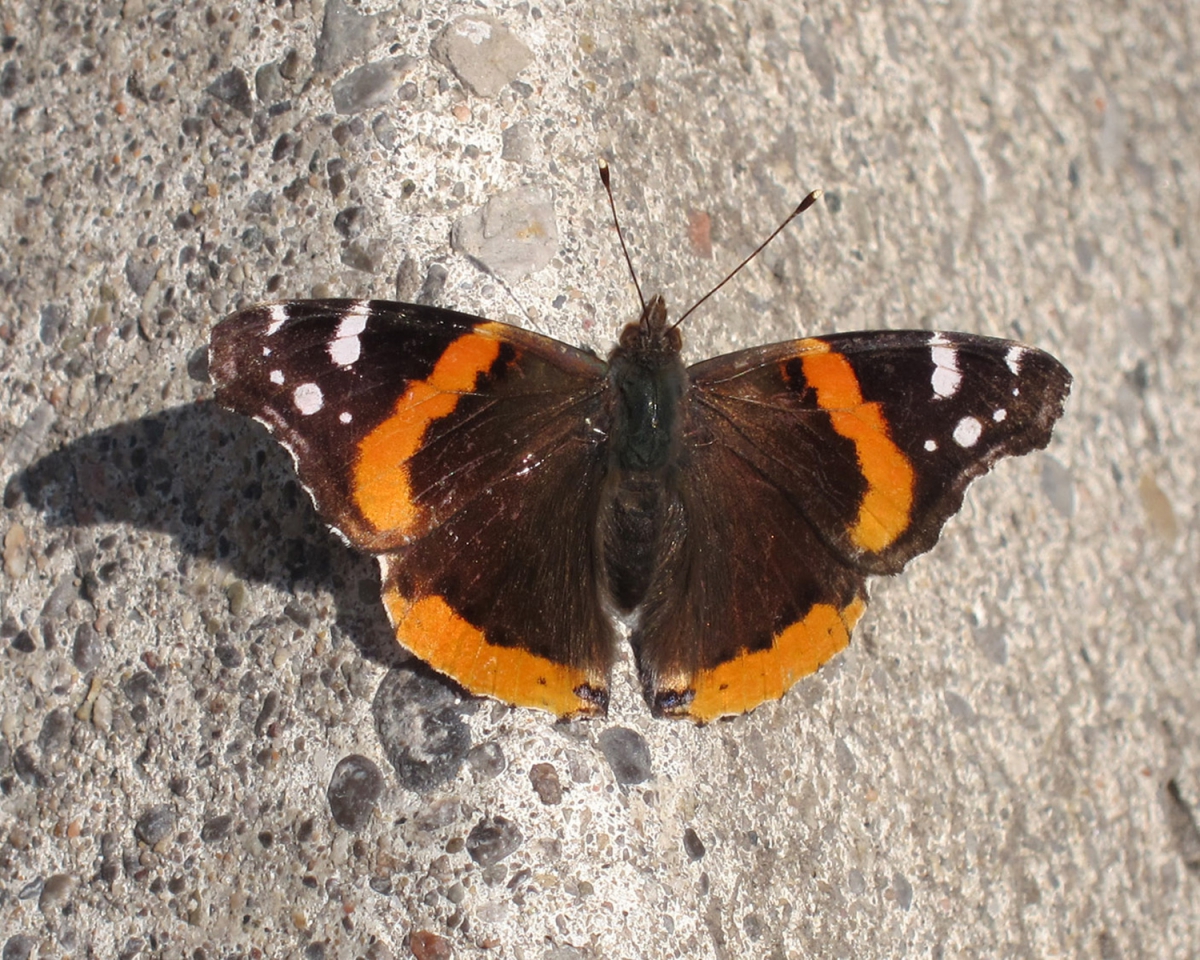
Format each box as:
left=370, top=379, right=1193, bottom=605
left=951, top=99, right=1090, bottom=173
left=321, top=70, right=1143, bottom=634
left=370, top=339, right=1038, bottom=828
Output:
left=672, top=189, right=823, bottom=330
left=598, top=160, right=646, bottom=312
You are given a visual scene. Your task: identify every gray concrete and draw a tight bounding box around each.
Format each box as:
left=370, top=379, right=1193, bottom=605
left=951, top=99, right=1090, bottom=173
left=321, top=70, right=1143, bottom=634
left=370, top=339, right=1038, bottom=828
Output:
left=1, top=1, right=1197, bottom=957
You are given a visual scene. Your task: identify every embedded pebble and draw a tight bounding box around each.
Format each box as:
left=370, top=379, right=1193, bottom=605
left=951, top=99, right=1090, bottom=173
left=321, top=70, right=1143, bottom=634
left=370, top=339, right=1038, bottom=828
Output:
left=417, top=263, right=449, bottom=305
left=255, top=62, right=285, bottom=105
left=682, top=827, right=706, bottom=861
left=134, top=804, right=176, bottom=845
left=73, top=622, right=104, bottom=670
left=327, top=754, right=384, bottom=832
left=333, top=205, right=367, bottom=239
left=341, top=239, right=388, bottom=273
left=2, top=935, right=37, bottom=960
left=213, top=643, right=243, bottom=669
left=207, top=68, right=253, bottom=116
left=501, top=121, right=535, bottom=162
left=201, top=814, right=233, bottom=843
left=2, top=523, right=28, bottom=578
left=451, top=186, right=557, bottom=280
left=598, top=727, right=653, bottom=784
left=529, top=762, right=563, bottom=805
left=37, top=708, right=72, bottom=759
left=372, top=666, right=471, bottom=792
left=432, top=16, right=534, bottom=98
left=332, top=58, right=417, bottom=115
left=466, top=815, right=523, bottom=867
left=371, top=113, right=397, bottom=150
left=2, top=402, right=55, bottom=471
left=409, top=930, right=452, bottom=960
left=38, top=873, right=73, bottom=912
left=466, top=741, right=506, bottom=780
left=314, top=0, right=387, bottom=74
left=124, top=255, right=157, bottom=297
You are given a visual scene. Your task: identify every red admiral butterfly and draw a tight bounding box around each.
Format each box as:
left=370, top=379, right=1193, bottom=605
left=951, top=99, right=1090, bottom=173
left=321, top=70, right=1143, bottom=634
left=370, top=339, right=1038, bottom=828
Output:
left=210, top=176, right=1070, bottom=721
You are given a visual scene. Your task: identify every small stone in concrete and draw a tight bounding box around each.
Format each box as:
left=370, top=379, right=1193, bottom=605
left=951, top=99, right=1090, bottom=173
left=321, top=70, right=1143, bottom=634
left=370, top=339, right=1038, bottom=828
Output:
left=598, top=727, right=652, bottom=784
left=466, top=815, right=523, bottom=867
left=327, top=754, right=384, bottom=832
left=332, top=58, right=417, bottom=115
left=451, top=186, right=557, bottom=280
left=432, top=16, right=534, bottom=98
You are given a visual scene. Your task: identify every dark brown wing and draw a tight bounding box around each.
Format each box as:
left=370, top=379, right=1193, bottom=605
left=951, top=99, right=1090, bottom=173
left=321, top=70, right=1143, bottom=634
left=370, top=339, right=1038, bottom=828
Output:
left=634, top=330, right=1071, bottom=720
left=211, top=300, right=615, bottom=717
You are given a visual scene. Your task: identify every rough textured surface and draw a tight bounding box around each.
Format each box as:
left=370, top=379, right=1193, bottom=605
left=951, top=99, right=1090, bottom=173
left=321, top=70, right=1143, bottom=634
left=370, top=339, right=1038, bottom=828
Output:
left=0, top=1, right=1197, bottom=957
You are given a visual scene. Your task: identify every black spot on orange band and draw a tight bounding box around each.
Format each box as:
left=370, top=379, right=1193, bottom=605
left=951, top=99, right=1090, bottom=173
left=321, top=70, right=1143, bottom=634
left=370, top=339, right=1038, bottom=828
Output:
left=381, top=580, right=608, bottom=719
left=678, top=596, right=867, bottom=722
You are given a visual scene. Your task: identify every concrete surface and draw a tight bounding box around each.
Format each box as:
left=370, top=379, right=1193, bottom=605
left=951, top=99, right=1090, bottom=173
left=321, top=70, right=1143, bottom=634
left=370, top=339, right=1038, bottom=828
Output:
left=1, top=0, right=1198, bottom=957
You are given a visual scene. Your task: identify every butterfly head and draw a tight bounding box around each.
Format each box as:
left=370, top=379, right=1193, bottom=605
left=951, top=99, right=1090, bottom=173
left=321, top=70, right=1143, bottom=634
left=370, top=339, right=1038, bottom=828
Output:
left=613, top=294, right=682, bottom=364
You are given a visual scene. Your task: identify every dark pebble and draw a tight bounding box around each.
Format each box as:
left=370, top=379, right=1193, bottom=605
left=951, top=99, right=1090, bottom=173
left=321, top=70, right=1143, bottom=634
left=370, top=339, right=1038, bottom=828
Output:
left=333, top=205, right=367, bottom=239
left=529, top=762, right=563, bottom=804
left=39, top=873, right=73, bottom=912
left=213, top=643, right=243, bottom=668
left=134, top=804, right=176, bottom=845
left=122, top=670, right=159, bottom=706
left=2, top=935, right=37, bottom=960
left=465, top=815, right=523, bottom=867
left=466, top=741, right=506, bottom=780
left=372, top=666, right=470, bottom=793
left=73, top=622, right=104, bottom=670
left=98, top=832, right=121, bottom=886
left=201, top=814, right=233, bottom=843
left=10, top=630, right=34, bottom=653
left=207, top=67, right=253, bottom=116
left=12, top=745, right=42, bottom=787
left=598, top=727, right=653, bottom=784
left=327, top=754, right=384, bottom=831
left=37, top=708, right=72, bottom=759
left=683, top=827, right=706, bottom=861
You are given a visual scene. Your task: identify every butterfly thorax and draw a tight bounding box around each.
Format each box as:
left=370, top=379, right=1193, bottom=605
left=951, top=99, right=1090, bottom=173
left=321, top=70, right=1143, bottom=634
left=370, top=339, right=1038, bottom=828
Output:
left=601, top=295, right=688, bottom=612
left=606, top=295, right=687, bottom=472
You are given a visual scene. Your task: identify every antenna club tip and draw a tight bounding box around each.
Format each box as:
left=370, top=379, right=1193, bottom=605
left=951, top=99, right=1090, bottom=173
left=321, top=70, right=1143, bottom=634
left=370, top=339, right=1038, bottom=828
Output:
left=810, top=188, right=824, bottom=200
left=597, top=159, right=611, bottom=185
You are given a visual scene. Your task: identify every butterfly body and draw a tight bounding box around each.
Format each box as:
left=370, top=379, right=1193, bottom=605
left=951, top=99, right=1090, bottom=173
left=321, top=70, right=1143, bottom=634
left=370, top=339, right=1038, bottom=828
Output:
left=210, top=296, right=1070, bottom=721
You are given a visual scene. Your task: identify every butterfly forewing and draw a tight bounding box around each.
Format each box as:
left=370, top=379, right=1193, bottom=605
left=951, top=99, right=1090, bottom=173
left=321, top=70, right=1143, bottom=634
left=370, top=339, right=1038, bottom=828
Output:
left=630, top=330, right=1071, bottom=720
left=211, top=300, right=617, bottom=717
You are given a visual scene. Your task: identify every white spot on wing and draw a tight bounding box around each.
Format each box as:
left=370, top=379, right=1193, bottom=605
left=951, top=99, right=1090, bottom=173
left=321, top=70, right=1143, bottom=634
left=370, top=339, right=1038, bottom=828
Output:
left=339, top=411, right=352, bottom=424
left=993, top=408, right=1007, bottom=422
left=329, top=304, right=370, bottom=367
left=1005, top=345, right=1025, bottom=375
left=924, top=439, right=938, bottom=452
left=266, top=303, right=288, bottom=336
left=929, top=333, right=961, bottom=399
left=269, top=369, right=285, bottom=385
left=953, top=416, right=982, bottom=447
left=262, top=346, right=272, bottom=357
left=293, top=382, right=323, bottom=415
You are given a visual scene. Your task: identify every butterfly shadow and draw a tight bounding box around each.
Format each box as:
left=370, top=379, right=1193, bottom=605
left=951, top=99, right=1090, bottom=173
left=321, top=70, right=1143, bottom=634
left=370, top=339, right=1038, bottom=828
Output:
left=12, top=400, right=406, bottom=668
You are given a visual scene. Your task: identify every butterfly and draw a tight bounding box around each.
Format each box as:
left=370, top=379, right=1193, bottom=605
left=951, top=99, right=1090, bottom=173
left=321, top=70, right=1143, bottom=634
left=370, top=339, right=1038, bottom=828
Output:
left=209, top=181, right=1070, bottom=722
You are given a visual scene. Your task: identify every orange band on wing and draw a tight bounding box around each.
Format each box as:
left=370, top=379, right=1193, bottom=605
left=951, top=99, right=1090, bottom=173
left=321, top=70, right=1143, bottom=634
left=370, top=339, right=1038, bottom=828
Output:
left=797, top=341, right=915, bottom=552
left=685, top=596, right=866, bottom=722
left=381, top=585, right=605, bottom=719
left=353, top=326, right=505, bottom=537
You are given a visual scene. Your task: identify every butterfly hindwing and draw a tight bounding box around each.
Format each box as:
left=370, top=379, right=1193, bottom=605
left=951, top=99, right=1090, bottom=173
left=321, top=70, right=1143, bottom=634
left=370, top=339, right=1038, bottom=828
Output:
left=632, top=330, right=1071, bottom=719
left=211, top=300, right=616, bottom=717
